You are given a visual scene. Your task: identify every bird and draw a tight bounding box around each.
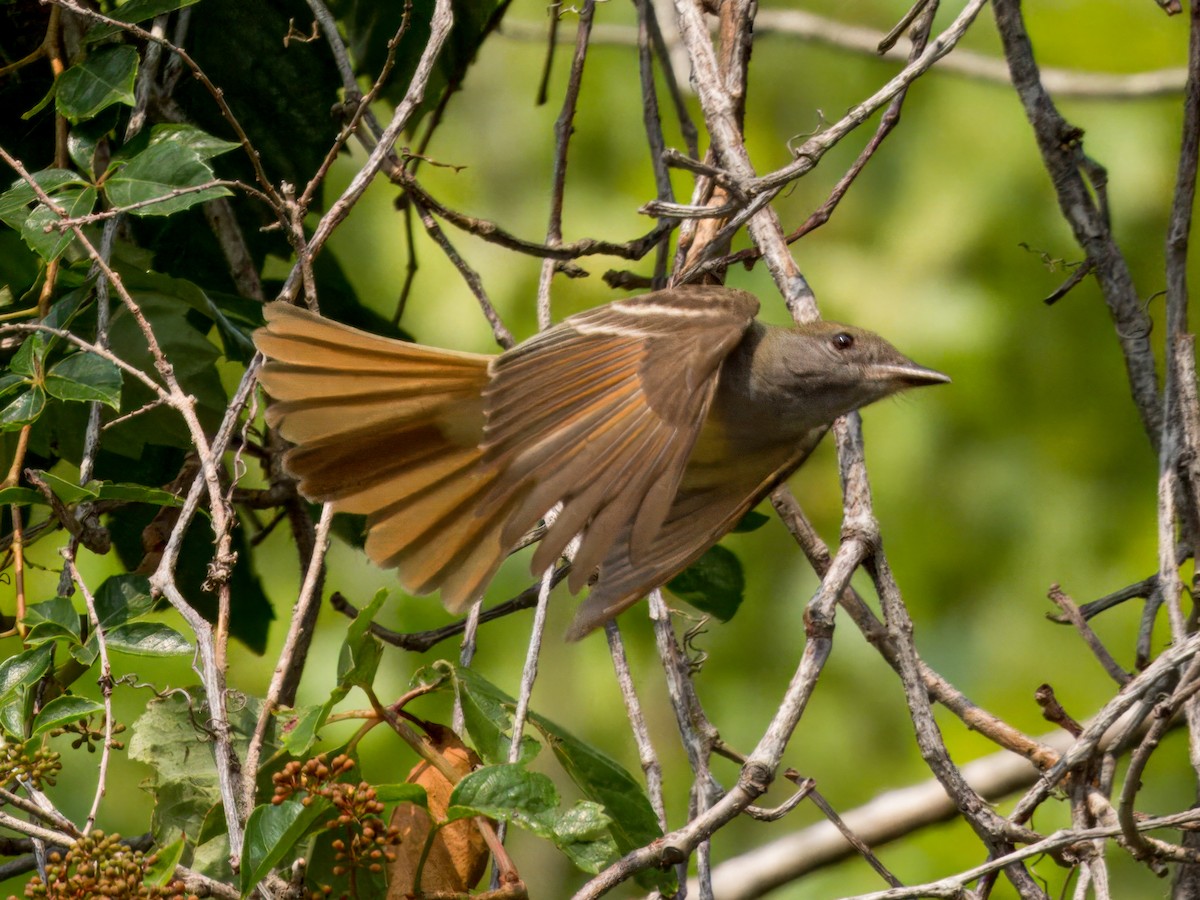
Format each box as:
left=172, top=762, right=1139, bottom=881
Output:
left=253, top=285, right=948, bottom=639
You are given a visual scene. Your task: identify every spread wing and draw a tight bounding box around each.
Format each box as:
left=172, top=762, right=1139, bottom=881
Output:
left=564, top=425, right=830, bottom=639
left=481, top=285, right=760, bottom=588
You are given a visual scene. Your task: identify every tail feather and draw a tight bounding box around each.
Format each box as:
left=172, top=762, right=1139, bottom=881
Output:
left=254, top=302, right=510, bottom=611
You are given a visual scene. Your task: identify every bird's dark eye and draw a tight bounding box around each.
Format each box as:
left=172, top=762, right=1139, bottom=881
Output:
left=832, top=332, right=855, bottom=351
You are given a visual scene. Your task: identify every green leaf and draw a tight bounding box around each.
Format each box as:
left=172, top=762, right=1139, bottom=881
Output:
left=337, top=589, right=386, bottom=690
left=120, top=268, right=255, bottom=362
left=9, top=334, right=41, bottom=378
left=447, top=764, right=558, bottom=834
left=667, top=543, right=745, bottom=623
left=0, top=373, right=29, bottom=401
left=94, top=483, right=185, bottom=506
left=130, top=689, right=271, bottom=845
left=526, top=708, right=672, bottom=891
left=21, top=186, right=97, bottom=260
left=109, top=0, right=201, bottom=23
left=0, top=386, right=46, bottom=430
left=374, top=783, right=429, bottom=806
left=30, top=695, right=104, bottom=737
left=56, top=45, right=138, bottom=122
left=553, top=802, right=618, bottom=874
left=0, top=693, right=30, bottom=739
left=94, top=574, right=155, bottom=628
left=105, top=141, right=231, bottom=216
left=732, top=509, right=770, bottom=533
left=0, top=487, right=45, bottom=507
left=143, top=835, right=186, bottom=887
left=23, top=596, right=82, bottom=645
left=104, top=622, right=193, bottom=657
left=0, top=170, right=84, bottom=231
left=105, top=290, right=226, bottom=456
left=0, top=646, right=52, bottom=702
left=27, top=469, right=95, bottom=504
left=277, top=702, right=333, bottom=758
left=44, top=351, right=122, bottom=408
left=240, top=798, right=331, bottom=896
left=148, top=123, right=239, bottom=160
left=434, top=662, right=539, bottom=767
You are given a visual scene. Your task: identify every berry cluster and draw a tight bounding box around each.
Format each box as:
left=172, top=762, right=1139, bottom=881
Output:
left=52, top=718, right=126, bottom=754
left=271, top=754, right=402, bottom=892
left=16, top=831, right=191, bottom=899
left=0, top=741, right=61, bottom=792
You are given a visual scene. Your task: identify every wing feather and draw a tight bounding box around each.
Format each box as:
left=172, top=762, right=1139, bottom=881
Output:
left=565, top=426, right=829, bottom=639
left=482, top=285, right=760, bottom=582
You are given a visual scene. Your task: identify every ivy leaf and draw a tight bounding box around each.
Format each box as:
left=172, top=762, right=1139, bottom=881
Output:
left=0, top=386, right=46, bottom=431
left=44, top=351, right=122, bottom=408
left=105, top=141, right=231, bottom=216
left=667, top=543, right=745, bottom=623
left=0, top=170, right=86, bottom=231
left=21, top=186, right=98, bottom=260
left=148, top=124, right=239, bottom=160
left=56, top=45, right=138, bottom=122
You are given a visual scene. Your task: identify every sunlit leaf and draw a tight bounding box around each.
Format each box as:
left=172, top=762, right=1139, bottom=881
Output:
left=31, top=695, right=104, bottom=737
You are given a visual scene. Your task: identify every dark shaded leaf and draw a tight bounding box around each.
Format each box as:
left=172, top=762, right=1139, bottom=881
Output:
left=55, top=45, right=137, bottom=122
left=667, top=543, right=745, bottom=623
left=0, top=385, right=45, bottom=430
left=44, top=350, right=122, bottom=408
left=21, top=185, right=97, bottom=260
left=337, top=0, right=511, bottom=130
left=732, top=509, right=770, bottom=533
left=0, top=169, right=84, bottom=230
left=105, top=141, right=230, bottom=216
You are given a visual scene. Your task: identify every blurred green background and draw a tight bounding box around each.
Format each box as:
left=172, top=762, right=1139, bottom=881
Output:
left=10, top=0, right=1195, bottom=896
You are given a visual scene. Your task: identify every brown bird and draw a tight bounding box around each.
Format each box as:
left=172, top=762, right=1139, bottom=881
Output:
left=254, top=285, right=948, bottom=639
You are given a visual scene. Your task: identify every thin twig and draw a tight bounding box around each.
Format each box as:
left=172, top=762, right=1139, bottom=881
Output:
left=242, top=503, right=335, bottom=815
